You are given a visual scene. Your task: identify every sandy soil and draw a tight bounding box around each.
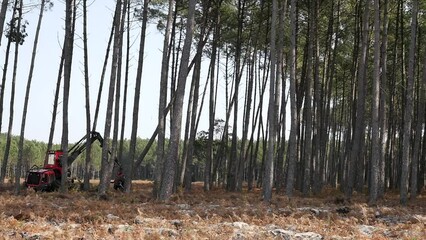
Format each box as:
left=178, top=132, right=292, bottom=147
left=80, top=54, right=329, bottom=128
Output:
left=0, top=181, right=424, bottom=239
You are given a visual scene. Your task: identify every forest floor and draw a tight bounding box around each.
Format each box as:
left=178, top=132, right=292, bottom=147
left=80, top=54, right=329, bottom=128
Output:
left=0, top=180, right=425, bottom=240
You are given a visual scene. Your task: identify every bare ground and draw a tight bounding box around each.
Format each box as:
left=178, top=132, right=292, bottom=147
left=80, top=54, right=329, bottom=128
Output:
left=0, top=181, right=425, bottom=239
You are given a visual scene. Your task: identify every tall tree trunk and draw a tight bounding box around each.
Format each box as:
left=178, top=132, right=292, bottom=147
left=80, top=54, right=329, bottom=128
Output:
left=344, top=2, right=358, bottom=193
left=302, top=0, right=314, bottom=196
left=285, top=0, right=298, bottom=197
left=82, top=0, right=92, bottom=191
left=45, top=40, right=65, bottom=161
left=15, top=0, right=45, bottom=193
left=0, top=0, right=9, bottom=45
left=411, top=54, right=426, bottom=199
left=0, top=36, right=11, bottom=137
left=110, top=0, right=127, bottom=192
left=154, top=0, right=174, bottom=197
left=1, top=0, right=22, bottom=185
left=180, top=25, right=216, bottom=188
left=127, top=0, right=149, bottom=193
left=378, top=0, right=389, bottom=198
left=60, top=0, right=75, bottom=193
left=205, top=1, right=221, bottom=191
left=387, top=0, right=402, bottom=190
left=183, top=58, right=201, bottom=191
left=237, top=74, right=252, bottom=190
left=0, top=4, right=15, bottom=184
left=236, top=5, right=262, bottom=192
left=159, top=0, right=196, bottom=200
left=410, top=55, right=426, bottom=199
left=107, top=0, right=127, bottom=192
left=180, top=70, right=195, bottom=187
left=400, top=0, right=418, bottom=205
left=263, top=0, right=277, bottom=202
left=213, top=50, right=231, bottom=187
left=419, top=116, right=426, bottom=192
left=92, top=13, right=115, bottom=132
left=346, top=0, right=370, bottom=199
left=169, top=13, right=182, bottom=123
left=108, top=0, right=126, bottom=179
left=369, top=0, right=381, bottom=205
left=227, top=0, right=246, bottom=192
left=98, top=0, right=122, bottom=196
left=312, top=0, right=323, bottom=194
left=239, top=66, right=255, bottom=192
left=395, top=0, right=405, bottom=191
left=119, top=0, right=131, bottom=163
left=182, top=34, right=213, bottom=190
left=275, top=0, right=287, bottom=194
left=248, top=52, right=268, bottom=190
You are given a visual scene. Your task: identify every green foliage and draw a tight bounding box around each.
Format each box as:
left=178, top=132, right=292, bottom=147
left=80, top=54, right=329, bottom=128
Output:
left=5, top=17, right=28, bottom=45
left=0, top=134, right=45, bottom=168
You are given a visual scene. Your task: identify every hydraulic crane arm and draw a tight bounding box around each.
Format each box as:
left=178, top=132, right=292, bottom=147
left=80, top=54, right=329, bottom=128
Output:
left=67, top=131, right=104, bottom=166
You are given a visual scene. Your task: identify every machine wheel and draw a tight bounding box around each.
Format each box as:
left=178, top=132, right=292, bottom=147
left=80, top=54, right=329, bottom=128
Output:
left=52, top=180, right=61, bottom=191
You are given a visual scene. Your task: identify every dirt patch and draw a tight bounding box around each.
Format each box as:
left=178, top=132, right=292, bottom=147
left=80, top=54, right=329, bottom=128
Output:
left=0, top=181, right=424, bottom=239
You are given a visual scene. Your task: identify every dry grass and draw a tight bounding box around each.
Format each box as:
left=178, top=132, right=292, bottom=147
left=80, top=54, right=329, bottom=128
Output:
left=0, top=181, right=424, bottom=239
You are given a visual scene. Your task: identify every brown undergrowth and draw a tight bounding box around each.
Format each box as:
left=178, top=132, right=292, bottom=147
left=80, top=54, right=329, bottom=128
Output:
left=0, top=181, right=424, bottom=239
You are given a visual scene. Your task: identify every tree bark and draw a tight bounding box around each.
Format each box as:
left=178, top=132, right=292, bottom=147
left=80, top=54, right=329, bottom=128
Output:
left=346, top=0, right=370, bottom=199
left=119, top=0, right=131, bottom=165
left=159, top=0, right=196, bottom=200
left=45, top=40, right=64, bottom=162
left=0, top=1, right=16, bottom=185
left=378, top=0, right=389, bottom=198
left=263, top=0, right=277, bottom=202
left=127, top=0, right=149, bottom=193
left=302, top=0, right=314, bottom=196
left=401, top=0, right=418, bottom=205
left=411, top=54, right=426, bottom=199
left=285, top=0, right=298, bottom=197
left=205, top=0, right=221, bottom=191
left=15, top=0, right=45, bottom=193
left=227, top=0, right=246, bottom=192
left=183, top=58, right=201, bottom=191
left=110, top=0, right=127, bottom=192
left=369, top=0, right=381, bottom=205
left=154, top=0, right=174, bottom=198
left=92, top=12, right=115, bottom=132
left=275, top=0, right=287, bottom=194
left=82, top=0, right=92, bottom=191
left=0, top=0, right=9, bottom=45
left=98, top=0, right=122, bottom=196
left=1, top=0, right=22, bottom=186
left=60, top=0, right=76, bottom=193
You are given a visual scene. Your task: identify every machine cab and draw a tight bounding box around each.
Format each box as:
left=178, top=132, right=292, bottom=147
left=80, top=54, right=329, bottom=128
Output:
left=44, top=150, right=64, bottom=177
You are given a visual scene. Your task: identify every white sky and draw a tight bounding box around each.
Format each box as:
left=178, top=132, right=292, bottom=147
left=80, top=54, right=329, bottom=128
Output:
left=0, top=0, right=271, bottom=145
left=0, top=0, right=165, bottom=143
